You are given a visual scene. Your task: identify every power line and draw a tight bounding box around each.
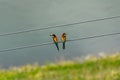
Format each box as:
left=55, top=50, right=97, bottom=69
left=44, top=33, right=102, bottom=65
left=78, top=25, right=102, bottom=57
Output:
left=0, top=42, right=52, bottom=53
left=0, top=15, right=120, bottom=37
left=67, top=32, right=120, bottom=42
left=0, top=32, right=120, bottom=53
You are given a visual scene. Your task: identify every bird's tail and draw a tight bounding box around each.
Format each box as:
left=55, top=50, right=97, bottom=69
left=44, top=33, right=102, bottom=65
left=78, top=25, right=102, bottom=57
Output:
left=55, top=43, right=59, bottom=51
left=62, top=42, right=65, bottom=49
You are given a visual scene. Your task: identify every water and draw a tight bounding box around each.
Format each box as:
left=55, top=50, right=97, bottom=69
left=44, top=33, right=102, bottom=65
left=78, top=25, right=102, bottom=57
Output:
left=0, top=0, right=120, bottom=68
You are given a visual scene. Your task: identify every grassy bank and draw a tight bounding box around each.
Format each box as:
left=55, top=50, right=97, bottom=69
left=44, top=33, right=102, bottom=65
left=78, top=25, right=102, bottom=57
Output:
left=0, top=53, right=120, bottom=80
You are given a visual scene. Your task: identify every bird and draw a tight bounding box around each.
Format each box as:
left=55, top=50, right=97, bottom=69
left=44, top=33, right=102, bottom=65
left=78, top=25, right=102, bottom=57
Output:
left=61, top=33, right=66, bottom=49
left=50, top=34, right=59, bottom=51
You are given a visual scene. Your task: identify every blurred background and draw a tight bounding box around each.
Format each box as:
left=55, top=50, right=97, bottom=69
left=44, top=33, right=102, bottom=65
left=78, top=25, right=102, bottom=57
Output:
left=0, top=0, right=120, bottom=68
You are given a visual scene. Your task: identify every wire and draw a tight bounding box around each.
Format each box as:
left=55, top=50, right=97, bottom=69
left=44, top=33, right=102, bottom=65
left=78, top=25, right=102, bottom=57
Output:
left=0, top=42, right=53, bottom=53
left=0, top=32, right=120, bottom=53
left=0, top=15, right=120, bottom=37
left=67, top=32, right=120, bottom=42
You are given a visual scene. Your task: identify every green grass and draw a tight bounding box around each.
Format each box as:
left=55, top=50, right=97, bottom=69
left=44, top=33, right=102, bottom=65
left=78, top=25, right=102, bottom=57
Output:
left=0, top=53, right=120, bottom=80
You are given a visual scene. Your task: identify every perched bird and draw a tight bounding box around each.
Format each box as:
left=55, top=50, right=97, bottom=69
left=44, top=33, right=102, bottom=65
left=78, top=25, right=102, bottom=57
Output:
left=50, top=34, right=59, bottom=51
left=61, top=33, right=66, bottom=49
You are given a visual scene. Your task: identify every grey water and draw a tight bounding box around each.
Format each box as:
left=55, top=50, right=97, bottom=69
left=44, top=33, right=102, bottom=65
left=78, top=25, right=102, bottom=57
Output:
left=0, top=0, right=120, bottom=68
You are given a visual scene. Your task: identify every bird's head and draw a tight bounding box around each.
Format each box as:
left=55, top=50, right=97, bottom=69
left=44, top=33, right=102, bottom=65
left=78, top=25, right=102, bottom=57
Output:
left=62, top=33, right=67, bottom=36
left=50, top=34, right=56, bottom=37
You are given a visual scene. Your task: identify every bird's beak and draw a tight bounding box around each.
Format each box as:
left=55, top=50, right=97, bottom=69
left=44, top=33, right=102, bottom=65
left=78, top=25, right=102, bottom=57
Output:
left=50, top=34, right=52, bottom=36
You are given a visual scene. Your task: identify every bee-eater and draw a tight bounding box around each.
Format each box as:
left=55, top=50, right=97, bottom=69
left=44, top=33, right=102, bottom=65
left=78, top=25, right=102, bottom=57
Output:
left=61, top=33, right=66, bottom=49
left=50, top=34, right=59, bottom=51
